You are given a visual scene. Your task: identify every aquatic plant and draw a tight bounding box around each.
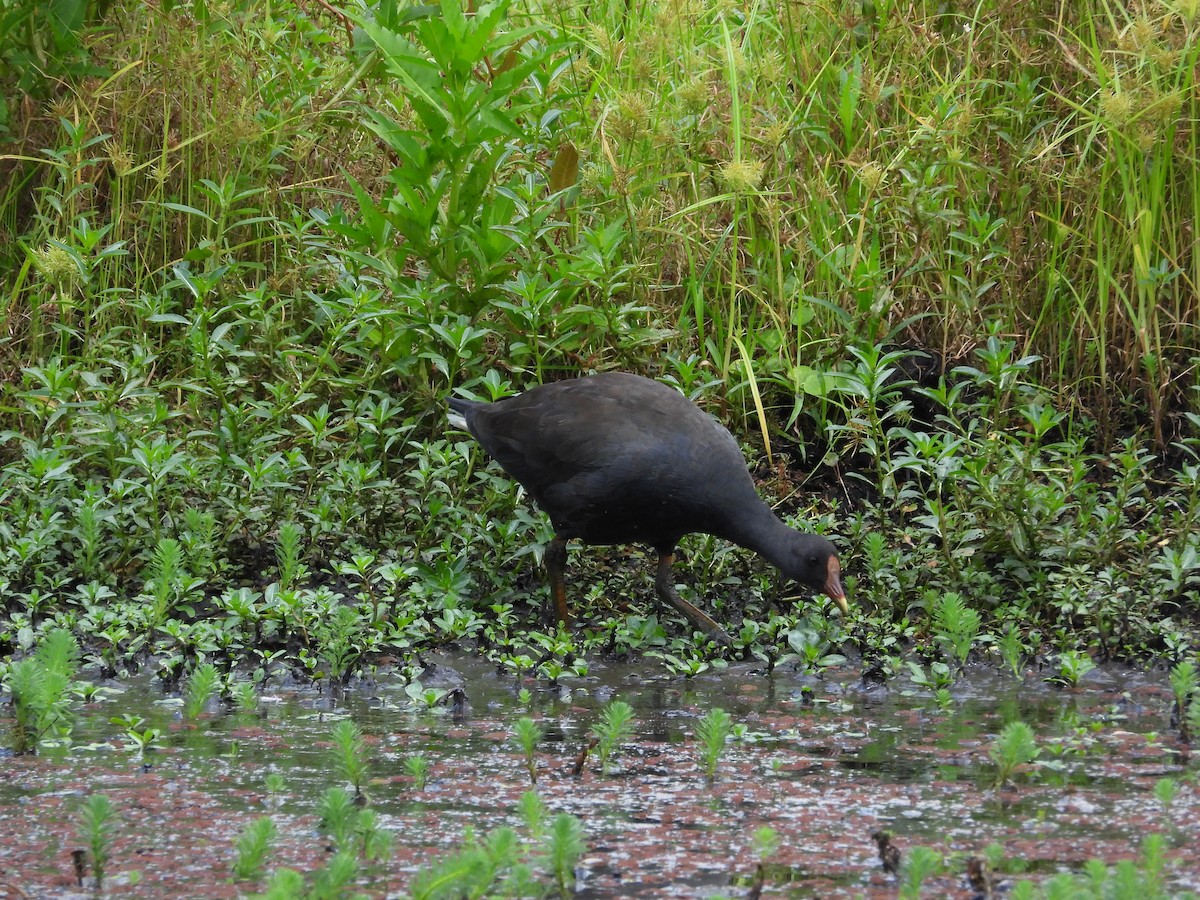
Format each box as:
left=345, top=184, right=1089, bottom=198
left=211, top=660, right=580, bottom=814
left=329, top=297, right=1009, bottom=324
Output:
left=110, top=713, right=161, bottom=763
left=232, top=816, right=277, bottom=881
left=311, top=851, right=358, bottom=898
left=275, top=522, right=307, bottom=592
left=907, top=661, right=954, bottom=693
left=355, top=808, right=395, bottom=862
left=313, top=604, right=367, bottom=684
left=405, top=754, right=430, bottom=790
left=7, top=626, right=79, bottom=754
left=990, top=720, right=1039, bottom=790
left=546, top=813, right=585, bottom=898
left=330, top=719, right=369, bottom=800
left=76, top=793, right=116, bottom=892
left=898, top=845, right=942, bottom=899
left=405, top=680, right=449, bottom=710
left=931, top=591, right=981, bottom=668
left=695, top=707, right=734, bottom=784
left=786, top=626, right=847, bottom=673
left=519, top=790, right=548, bottom=837
left=512, top=717, right=542, bottom=785
left=231, top=680, right=258, bottom=713
left=1169, top=659, right=1197, bottom=741
left=1049, top=649, right=1097, bottom=687
left=997, top=624, right=1026, bottom=678
left=257, top=868, right=306, bottom=899
left=316, top=786, right=357, bottom=851
left=183, top=662, right=220, bottom=720
left=592, top=699, right=635, bottom=775
left=1153, top=777, right=1177, bottom=820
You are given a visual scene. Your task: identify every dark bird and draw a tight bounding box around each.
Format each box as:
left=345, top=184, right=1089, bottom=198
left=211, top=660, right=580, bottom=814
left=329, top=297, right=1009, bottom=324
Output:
left=448, top=372, right=846, bottom=643
left=872, top=830, right=902, bottom=875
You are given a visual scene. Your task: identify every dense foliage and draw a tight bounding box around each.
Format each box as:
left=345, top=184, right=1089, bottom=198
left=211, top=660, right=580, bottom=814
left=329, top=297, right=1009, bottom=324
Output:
left=1, top=0, right=1199, bottom=688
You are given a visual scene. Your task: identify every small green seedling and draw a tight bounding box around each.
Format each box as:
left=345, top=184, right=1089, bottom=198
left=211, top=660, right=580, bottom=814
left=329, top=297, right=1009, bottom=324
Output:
left=591, top=700, right=635, bottom=775
left=695, top=707, right=734, bottom=784
left=330, top=719, right=369, bottom=800
left=512, top=717, right=542, bottom=784
left=405, top=754, right=430, bottom=790
left=232, top=816, right=276, bottom=881
left=990, top=720, right=1038, bottom=789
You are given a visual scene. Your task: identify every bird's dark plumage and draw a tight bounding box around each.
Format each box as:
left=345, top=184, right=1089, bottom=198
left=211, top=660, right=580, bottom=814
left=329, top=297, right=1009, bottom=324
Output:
left=449, top=372, right=846, bottom=642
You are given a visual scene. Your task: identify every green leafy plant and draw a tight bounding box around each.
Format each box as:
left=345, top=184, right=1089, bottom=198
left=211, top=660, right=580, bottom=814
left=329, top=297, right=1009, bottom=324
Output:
left=233, top=816, right=277, bottom=881
left=907, top=661, right=955, bottom=693
left=591, top=700, right=635, bottom=775
left=512, top=716, right=542, bottom=785
left=931, top=591, right=981, bottom=667
left=785, top=627, right=848, bottom=673
left=898, top=845, right=942, bottom=900
left=990, top=720, right=1039, bottom=790
left=695, top=707, right=734, bottom=784
left=76, top=793, right=116, bottom=892
left=545, top=813, right=585, bottom=897
left=1048, top=649, right=1097, bottom=687
left=997, top=624, right=1026, bottom=678
left=7, top=627, right=80, bottom=754
left=331, top=719, right=370, bottom=800
left=405, top=754, right=430, bottom=790
left=183, top=662, right=220, bottom=720
left=111, top=714, right=162, bottom=764
left=1169, top=659, right=1197, bottom=741
left=347, top=0, right=566, bottom=317
left=316, top=786, right=357, bottom=851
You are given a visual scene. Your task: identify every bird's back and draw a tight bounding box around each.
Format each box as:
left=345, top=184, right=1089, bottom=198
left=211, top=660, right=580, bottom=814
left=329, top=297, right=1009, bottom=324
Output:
left=451, top=373, right=765, bottom=547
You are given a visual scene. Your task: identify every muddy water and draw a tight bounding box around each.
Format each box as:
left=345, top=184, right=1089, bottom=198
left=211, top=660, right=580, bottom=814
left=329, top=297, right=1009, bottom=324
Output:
left=1, top=656, right=1196, bottom=898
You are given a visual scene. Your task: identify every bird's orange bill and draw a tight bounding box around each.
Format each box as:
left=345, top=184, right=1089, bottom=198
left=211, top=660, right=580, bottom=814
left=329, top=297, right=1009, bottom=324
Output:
left=825, top=557, right=848, bottom=614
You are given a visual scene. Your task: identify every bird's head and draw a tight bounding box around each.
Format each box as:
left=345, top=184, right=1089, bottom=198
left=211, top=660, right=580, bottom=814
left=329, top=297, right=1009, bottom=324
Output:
left=781, top=535, right=847, bottom=614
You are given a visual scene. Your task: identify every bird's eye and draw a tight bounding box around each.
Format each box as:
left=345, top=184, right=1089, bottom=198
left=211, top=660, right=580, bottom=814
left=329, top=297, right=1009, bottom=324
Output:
left=808, top=555, right=819, bottom=567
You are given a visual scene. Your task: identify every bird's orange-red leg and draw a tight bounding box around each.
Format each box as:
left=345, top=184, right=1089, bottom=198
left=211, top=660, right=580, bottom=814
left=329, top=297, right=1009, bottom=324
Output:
left=545, top=536, right=571, bottom=627
left=655, top=551, right=731, bottom=646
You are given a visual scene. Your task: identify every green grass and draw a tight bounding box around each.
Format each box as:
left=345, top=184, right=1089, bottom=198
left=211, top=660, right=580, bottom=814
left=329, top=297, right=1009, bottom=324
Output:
left=0, top=0, right=1199, bottom=687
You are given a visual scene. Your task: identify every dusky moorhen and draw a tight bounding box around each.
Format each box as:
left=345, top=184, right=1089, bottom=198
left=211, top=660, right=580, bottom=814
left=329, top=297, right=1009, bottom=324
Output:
left=449, top=372, right=846, bottom=643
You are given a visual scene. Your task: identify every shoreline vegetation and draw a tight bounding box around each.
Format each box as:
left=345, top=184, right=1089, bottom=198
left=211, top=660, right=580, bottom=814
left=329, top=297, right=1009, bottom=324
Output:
left=2, top=2, right=1199, bottom=896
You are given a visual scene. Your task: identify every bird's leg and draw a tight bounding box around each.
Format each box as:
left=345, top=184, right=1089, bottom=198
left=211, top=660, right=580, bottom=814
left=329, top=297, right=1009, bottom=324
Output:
left=655, top=551, right=732, bottom=646
left=544, top=536, right=571, bottom=627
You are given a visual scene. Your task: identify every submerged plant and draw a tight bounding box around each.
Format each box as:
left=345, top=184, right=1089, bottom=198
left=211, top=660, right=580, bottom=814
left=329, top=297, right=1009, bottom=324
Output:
left=1169, top=659, right=1197, bottom=741
left=898, top=845, right=942, bottom=900
left=76, top=793, right=116, bottom=892
left=233, top=816, right=277, bottom=881
left=316, top=786, right=357, bottom=851
left=512, top=716, right=542, bottom=785
left=546, top=813, right=586, bottom=897
left=405, top=754, right=430, bottom=790
left=1048, top=649, right=1097, bottom=687
left=997, top=624, right=1026, bottom=678
left=990, top=720, right=1038, bottom=789
left=931, top=591, right=981, bottom=667
left=695, top=707, right=734, bottom=784
left=330, top=719, right=369, bottom=800
left=8, top=627, right=80, bottom=754
left=591, top=699, right=635, bottom=775
left=183, top=662, right=220, bottom=720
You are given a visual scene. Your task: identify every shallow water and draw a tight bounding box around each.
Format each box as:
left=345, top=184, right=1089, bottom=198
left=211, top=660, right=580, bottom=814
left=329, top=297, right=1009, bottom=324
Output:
left=1, top=655, right=1196, bottom=898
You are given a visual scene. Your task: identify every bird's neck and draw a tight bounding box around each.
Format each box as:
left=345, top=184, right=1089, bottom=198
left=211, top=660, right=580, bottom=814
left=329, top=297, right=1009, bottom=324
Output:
left=718, top=501, right=794, bottom=567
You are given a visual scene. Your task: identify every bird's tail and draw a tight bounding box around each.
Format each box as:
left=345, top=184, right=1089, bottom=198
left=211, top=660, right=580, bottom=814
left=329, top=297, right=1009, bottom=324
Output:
left=447, top=396, right=472, bottom=431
